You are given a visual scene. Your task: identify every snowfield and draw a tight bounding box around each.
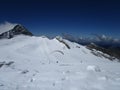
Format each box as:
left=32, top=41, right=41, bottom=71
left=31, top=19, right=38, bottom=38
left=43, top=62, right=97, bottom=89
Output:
left=0, top=35, right=120, bottom=90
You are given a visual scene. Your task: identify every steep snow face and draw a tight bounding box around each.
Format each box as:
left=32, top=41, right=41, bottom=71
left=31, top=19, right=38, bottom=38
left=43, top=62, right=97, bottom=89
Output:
left=0, top=22, right=17, bottom=34
left=0, top=35, right=120, bottom=90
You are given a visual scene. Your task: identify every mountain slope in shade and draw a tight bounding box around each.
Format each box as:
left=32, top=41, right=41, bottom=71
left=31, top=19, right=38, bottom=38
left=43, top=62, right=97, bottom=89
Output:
left=0, top=35, right=120, bottom=90
left=87, top=43, right=120, bottom=60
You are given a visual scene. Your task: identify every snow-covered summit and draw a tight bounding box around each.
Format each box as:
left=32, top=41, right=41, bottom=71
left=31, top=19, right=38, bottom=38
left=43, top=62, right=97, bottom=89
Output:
left=0, top=22, right=33, bottom=39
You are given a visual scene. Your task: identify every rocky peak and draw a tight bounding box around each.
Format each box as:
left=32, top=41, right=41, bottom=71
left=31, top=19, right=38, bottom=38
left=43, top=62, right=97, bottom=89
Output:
left=0, top=24, right=33, bottom=39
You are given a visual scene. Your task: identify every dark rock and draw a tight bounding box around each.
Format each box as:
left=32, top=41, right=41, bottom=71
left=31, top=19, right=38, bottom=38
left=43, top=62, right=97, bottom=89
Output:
left=21, top=70, right=29, bottom=74
left=5, top=61, right=14, bottom=66
left=87, top=43, right=120, bottom=61
left=56, top=36, right=70, bottom=49
left=0, top=24, right=33, bottom=39
left=0, top=61, right=15, bottom=68
left=0, top=61, right=5, bottom=68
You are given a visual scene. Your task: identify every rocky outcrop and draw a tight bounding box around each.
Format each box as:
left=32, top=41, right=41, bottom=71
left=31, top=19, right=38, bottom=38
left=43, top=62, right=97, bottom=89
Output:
left=0, top=24, right=33, bottom=39
left=87, top=43, right=120, bottom=61
left=56, top=36, right=71, bottom=49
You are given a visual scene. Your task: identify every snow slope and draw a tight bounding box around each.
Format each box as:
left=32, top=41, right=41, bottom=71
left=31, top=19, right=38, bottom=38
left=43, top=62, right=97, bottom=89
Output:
left=0, top=35, right=120, bottom=90
left=0, top=22, right=17, bottom=34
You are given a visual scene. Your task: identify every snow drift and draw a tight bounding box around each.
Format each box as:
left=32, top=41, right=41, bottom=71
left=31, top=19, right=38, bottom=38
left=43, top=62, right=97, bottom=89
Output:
left=0, top=23, right=120, bottom=90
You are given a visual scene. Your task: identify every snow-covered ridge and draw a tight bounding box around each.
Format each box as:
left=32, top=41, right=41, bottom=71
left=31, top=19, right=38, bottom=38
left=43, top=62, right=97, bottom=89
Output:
left=0, top=35, right=120, bottom=90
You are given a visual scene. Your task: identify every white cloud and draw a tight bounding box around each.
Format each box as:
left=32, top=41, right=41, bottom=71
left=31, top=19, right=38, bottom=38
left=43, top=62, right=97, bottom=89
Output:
left=0, top=21, right=17, bottom=34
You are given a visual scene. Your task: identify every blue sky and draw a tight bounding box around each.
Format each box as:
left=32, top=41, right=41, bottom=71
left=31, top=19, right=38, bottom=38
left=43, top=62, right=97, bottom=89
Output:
left=0, top=0, right=120, bottom=38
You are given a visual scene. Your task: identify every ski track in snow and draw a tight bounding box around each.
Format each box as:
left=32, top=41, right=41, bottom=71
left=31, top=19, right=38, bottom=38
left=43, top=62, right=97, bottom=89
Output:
left=0, top=35, right=120, bottom=90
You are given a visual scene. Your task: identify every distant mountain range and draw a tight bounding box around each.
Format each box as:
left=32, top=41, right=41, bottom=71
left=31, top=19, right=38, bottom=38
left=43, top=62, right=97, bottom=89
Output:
left=62, top=33, right=120, bottom=60
left=62, top=33, right=120, bottom=46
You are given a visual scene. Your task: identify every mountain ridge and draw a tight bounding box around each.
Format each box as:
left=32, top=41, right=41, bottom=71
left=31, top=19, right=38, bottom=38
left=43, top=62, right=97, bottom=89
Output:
left=0, top=24, right=119, bottom=60
left=0, top=28, right=120, bottom=90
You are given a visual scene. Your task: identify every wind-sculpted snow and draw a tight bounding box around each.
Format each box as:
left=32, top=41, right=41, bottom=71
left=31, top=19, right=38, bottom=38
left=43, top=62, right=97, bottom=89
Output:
left=0, top=35, right=120, bottom=90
